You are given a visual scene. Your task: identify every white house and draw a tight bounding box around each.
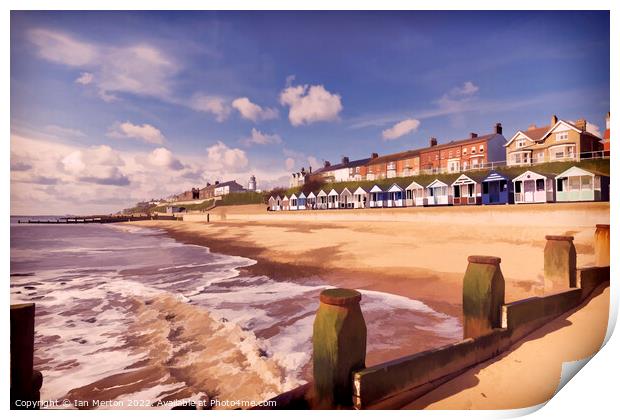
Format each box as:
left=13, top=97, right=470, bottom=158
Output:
left=327, top=189, right=339, bottom=209
left=386, top=184, right=405, bottom=207
left=512, top=170, right=555, bottom=204
left=353, top=187, right=368, bottom=208
left=426, top=179, right=451, bottom=206
left=405, top=181, right=425, bottom=206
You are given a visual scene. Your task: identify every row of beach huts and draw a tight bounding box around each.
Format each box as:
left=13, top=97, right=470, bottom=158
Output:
left=268, top=166, right=609, bottom=211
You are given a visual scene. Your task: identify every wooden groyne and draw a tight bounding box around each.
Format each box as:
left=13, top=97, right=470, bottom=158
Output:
left=256, top=224, right=610, bottom=410
left=17, top=215, right=181, bottom=224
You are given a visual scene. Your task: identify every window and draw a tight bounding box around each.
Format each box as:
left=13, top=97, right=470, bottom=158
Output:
left=557, top=178, right=565, bottom=192
left=536, top=179, right=545, bottom=191
left=581, top=176, right=592, bottom=190
left=479, top=145, right=484, bottom=152
left=468, top=184, right=474, bottom=197
left=537, top=152, right=544, bottom=162
left=569, top=176, right=580, bottom=191
left=483, top=182, right=489, bottom=194
left=471, top=146, right=476, bottom=153
left=463, top=149, right=468, bottom=155
left=500, top=180, right=507, bottom=191
left=515, top=181, right=522, bottom=193
left=556, top=132, right=569, bottom=141
left=454, top=186, right=460, bottom=198
left=387, top=162, right=396, bottom=170
left=517, top=139, right=526, bottom=148
left=554, top=151, right=564, bottom=160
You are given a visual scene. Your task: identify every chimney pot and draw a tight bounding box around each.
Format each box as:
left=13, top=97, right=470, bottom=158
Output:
left=430, top=137, right=438, bottom=147
left=574, top=118, right=587, bottom=132
left=470, top=132, right=478, bottom=139
left=551, top=115, right=558, bottom=125
left=371, top=152, right=379, bottom=159
left=342, top=156, right=349, bottom=164
left=495, top=123, right=503, bottom=134
left=528, top=123, right=537, bottom=131
left=324, top=161, right=331, bottom=168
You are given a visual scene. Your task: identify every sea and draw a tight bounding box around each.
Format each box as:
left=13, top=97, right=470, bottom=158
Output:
left=10, top=218, right=461, bottom=409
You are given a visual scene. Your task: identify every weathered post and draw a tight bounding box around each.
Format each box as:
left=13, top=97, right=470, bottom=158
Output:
left=544, top=235, right=577, bottom=291
left=11, top=303, right=42, bottom=409
left=594, top=224, right=610, bottom=267
left=312, top=288, right=367, bottom=408
left=462, top=256, right=505, bottom=339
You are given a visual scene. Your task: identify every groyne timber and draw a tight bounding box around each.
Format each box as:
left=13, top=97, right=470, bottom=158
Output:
left=18, top=215, right=180, bottom=224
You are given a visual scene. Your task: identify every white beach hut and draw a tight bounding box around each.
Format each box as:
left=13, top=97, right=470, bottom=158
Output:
left=275, top=195, right=283, bottom=211
left=268, top=196, right=276, bottom=211
left=386, top=183, right=405, bottom=207
left=317, top=190, right=328, bottom=210
left=405, top=181, right=425, bottom=206
left=339, top=187, right=354, bottom=209
left=353, top=186, right=368, bottom=209
left=555, top=166, right=609, bottom=202
left=426, top=179, right=451, bottom=206
left=307, top=191, right=317, bottom=209
left=369, top=185, right=386, bottom=208
left=289, top=192, right=299, bottom=211
left=281, top=195, right=290, bottom=211
left=327, top=189, right=339, bottom=209
left=513, top=170, right=555, bottom=204
left=451, top=174, right=483, bottom=206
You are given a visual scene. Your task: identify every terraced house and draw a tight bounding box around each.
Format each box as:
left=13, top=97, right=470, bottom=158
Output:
left=365, top=150, right=420, bottom=180
left=504, top=115, right=604, bottom=166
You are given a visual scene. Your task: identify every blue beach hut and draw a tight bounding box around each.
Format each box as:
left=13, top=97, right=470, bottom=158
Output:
left=482, top=171, right=513, bottom=205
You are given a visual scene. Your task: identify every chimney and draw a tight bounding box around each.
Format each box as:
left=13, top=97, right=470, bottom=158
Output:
left=551, top=115, right=558, bottom=125
left=574, top=118, right=587, bottom=131
left=371, top=152, right=379, bottom=159
left=429, top=137, right=438, bottom=147
left=470, top=132, right=478, bottom=139
left=606, top=112, right=610, bottom=130
left=324, top=161, right=331, bottom=168
left=206, top=182, right=211, bottom=187
left=301, top=167, right=306, bottom=174
left=309, top=165, right=312, bottom=173
left=528, top=123, right=537, bottom=131
left=215, top=180, right=220, bottom=185
left=495, top=123, right=503, bottom=134
left=342, top=156, right=350, bottom=165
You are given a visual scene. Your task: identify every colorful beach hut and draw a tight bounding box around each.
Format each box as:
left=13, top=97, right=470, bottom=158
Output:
left=482, top=171, right=513, bottom=205
left=281, top=195, right=290, bottom=211
left=425, top=179, right=451, bottom=206
left=298, top=192, right=307, bottom=210
left=386, top=183, right=405, bottom=207
left=555, top=166, right=610, bottom=202
left=405, top=181, right=425, bottom=207
left=289, top=193, right=299, bottom=211
left=268, top=196, right=277, bottom=211
left=513, top=170, right=555, bottom=204
left=451, top=174, right=483, bottom=205
left=353, top=187, right=368, bottom=208
left=317, top=190, right=328, bottom=210
left=369, top=185, right=387, bottom=208
left=339, top=187, right=354, bottom=209
left=327, top=189, right=339, bottom=209
left=307, top=192, right=317, bottom=209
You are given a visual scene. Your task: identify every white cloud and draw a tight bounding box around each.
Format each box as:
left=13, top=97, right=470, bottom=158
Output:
left=307, top=156, right=321, bottom=170
left=285, top=157, right=295, bottom=171
left=382, top=118, right=421, bottom=141
left=279, top=84, right=343, bottom=126
left=232, top=97, right=278, bottom=122
left=451, top=81, right=479, bottom=96
left=28, top=29, right=178, bottom=102
left=242, top=128, right=282, bottom=146
left=75, top=72, right=94, bottom=85
left=190, top=94, right=231, bottom=122
left=206, top=141, right=248, bottom=171
left=108, top=121, right=166, bottom=145
left=45, top=124, right=85, bottom=138
left=146, top=147, right=184, bottom=170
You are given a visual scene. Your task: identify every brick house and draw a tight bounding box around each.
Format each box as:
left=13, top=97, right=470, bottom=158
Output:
left=418, top=123, right=505, bottom=174
left=365, top=151, right=420, bottom=180
left=602, top=112, right=610, bottom=153
left=504, top=115, right=603, bottom=166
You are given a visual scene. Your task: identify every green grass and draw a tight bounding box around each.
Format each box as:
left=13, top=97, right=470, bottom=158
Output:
left=217, top=191, right=266, bottom=206
left=275, top=159, right=610, bottom=196
left=152, top=199, right=215, bottom=213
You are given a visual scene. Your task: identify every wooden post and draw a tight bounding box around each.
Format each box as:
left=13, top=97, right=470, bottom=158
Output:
left=312, top=288, right=367, bottom=408
left=544, top=235, right=577, bottom=291
left=462, top=256, right=505, bottom=339
left=11, top=303, right=42, bottom=409
left=594, top=224, right=610, bottom=267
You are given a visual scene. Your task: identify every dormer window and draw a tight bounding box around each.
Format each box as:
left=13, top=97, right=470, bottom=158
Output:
left=556, top=132, right=569, bottom=141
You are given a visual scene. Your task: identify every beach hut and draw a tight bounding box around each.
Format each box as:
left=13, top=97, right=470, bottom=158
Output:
left=426, top=179, right=451, bottom=206
left=369, top=185, right=387, bottom=208
left=353, top=186, right=368, bottom=208
left=513, top=170, right=555, bottom=204
left=281, top=195, right=290, bottom=211
left=386, top=183, right=405, bottom=207
left=451, top=174, right=483, bottom=205
left=268, top=196, right=277, bottom=211
left=482, top=171, right=513, bottom=205
left=327, top=189, right=339, bottom=209
left=555, top=166, right=610, bottom=202
left=298, top=192, right=307, bottom=210
left=317, top=190, right=328, bottom=210
left=289, top=193, right=299, bottom=211
left=339, top=187, right=354, bottom=209
left=405, top=181, right=425, bottom=207
left=275, top=195, right=283, bottom=211
left=307, top=192, right=317, bottom=209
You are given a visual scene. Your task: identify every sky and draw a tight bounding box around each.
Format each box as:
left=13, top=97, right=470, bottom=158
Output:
left=10, top=10, right=610, bottom=215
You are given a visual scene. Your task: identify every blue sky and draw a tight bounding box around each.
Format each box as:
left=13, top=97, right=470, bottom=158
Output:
left=10, top=11, right=609, bottom=214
